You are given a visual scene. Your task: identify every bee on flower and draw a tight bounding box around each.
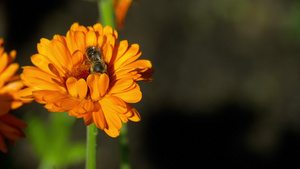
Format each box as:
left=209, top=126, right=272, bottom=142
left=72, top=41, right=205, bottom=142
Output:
left=19, top=23, right=154, bottom=137
left=85, top=46, right=107, bottom=74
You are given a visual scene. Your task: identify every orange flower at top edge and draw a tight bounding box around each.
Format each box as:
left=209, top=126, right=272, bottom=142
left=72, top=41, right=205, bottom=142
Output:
left=0, top=39, right=28, bottom=153
left=111, top=0, right=133, bottom=29
left=19, top=23, right=154, bottom=137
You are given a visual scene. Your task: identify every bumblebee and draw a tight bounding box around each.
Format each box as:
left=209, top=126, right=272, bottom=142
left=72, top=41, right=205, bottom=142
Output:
left=85, top=46, right=107, bottom=74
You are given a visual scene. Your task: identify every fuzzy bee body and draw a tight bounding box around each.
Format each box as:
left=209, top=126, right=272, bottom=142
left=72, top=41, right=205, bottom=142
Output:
left=85, top=46, right=107, bottom=74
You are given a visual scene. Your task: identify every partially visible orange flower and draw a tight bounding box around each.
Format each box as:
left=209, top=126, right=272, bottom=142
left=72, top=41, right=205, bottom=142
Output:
left=111, top=0, right=133, bottom=29
left=19, top=23, right=153, bottom=137
left=0, top=39, right=28, bottom=153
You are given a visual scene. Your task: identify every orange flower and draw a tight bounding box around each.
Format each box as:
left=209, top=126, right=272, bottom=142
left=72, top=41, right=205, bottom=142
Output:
left=19, top=23, right=153, bottom=137
left=0, top=39, right=28, bottom=153
left=111, top=0, right=133, bottom=29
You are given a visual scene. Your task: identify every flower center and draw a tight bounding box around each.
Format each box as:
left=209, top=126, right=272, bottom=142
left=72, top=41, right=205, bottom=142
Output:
left=67, top=62, right=90, bottom=80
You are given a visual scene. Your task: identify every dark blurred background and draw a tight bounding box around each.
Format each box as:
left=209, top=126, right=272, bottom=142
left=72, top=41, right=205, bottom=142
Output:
left=2, top=0, right=300, bottom=168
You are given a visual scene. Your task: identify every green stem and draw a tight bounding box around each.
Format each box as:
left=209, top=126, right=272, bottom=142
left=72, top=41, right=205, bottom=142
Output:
left=38, top=159, right=55, bottom=169
left=119, top=123, right=130, bottom=169
left=97, top=1, right=130, bottom=169
left=86, top=0, right=114, bottom=168
left=98, top=0, right=115, bottom=28
left=86, top=123, right=98, bottom=169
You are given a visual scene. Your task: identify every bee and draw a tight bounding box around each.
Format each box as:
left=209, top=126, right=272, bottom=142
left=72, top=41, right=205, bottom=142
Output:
left=85, top=46, right=107, bottom=74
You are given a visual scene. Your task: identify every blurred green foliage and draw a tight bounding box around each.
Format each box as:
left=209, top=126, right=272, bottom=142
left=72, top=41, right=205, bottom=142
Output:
left=25, top=113, right=85, bottom=169
left=286, top=0, right=300, bottom=41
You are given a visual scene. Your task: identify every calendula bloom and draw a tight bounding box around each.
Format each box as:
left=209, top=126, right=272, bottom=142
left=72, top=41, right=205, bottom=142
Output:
left=0, top=39, right=28, bottom=153
left=19, top=23, right=153, bottom=137
left=111, top=0, right=133, bottom=29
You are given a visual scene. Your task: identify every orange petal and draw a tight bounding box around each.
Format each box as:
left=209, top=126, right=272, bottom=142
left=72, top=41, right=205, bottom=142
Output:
left=113, top=30, right=118, bottom=39
left=53, top=34, right=66, bottom=43
left=57, top=98, right=80, bottom=110
left=52, top=39, right=71, bottom=70
left=22, top=66, right=56, bottom=80
left=87, top=26, right=93, bottom=31
left=0, top=81, right=24, bottom=93
left=33, top=90, right=66, bottom=104
left=68, top=108, right=79, bottom=117
left=76, top=25, right=88, bottom=33
left=68, top=100, right=94, bottom=117
left=71, top=50, right=85, bottom=68
left=67, top=30, right=86, bottom=55
left=48, top=63, right=62, bottom=78
left=74, top=31, right=86, bottom=53
left=111, top=82, right=142, bottom=103
left=31, top=54, right=53, bottom=75
left=8, top=50, right=16, bottom=63
left=99, top=73, right=109, bottom=97
left=81, top=100, right=95, bottom=112
left=112, top=40, right=129, bottom=64
left=45, top=103, right=66, bottom=112
left=104, top=44, right=113, bottom=64
left=104, top=110, right=122, bottom=129
left=0, top=63, right=19, bottom=83
left=114, top=0, right=132, bottom=29
left=0, top=100, right=11, bottom=116
left=70, top=22, right=80, bottom=31
left=66, top=30, right=76, bottom=54
left=103, top=26, right=113, bottom=35
left=83, top=113, right=94, bottom=125
left=106, top=34, right=116, bottom=47
left=37, top=39, right=66, bottom=74
left=93, top=108, right=106, bottom=129
left=87, top=74, right=100, bottom=101
left=37, top=38, right=51, bottom=53
left=115, top=59, right=154, bottom=82
left=100, top=97, right=123, bottom=130
left=1, top=113, right=27, bottom=127
left=109, top=69, right=136, bottom=81
left=114, top=44, right=141, bottom=70
left=122, top=59, right=152, bottom=69
left=109, top=78, right=135, bottom=94
left=21, top=68, right=66, bottom=92
left=93, top=23, right=103, bottom=34
left=66, top=77, right=78, bottom=98
left=100, top=96, right=127, bottom=113
left=18, top=88, right=34, bottom=99
left=136, top=68, right=154, bottom=82
left=98, top=35, right=105, bottom=49
left=0, top=121, right=20, bottom=136
left=104, top=128, right=120, bottom=138
left=87, top=74, right=109, bottom=101
left=10, top=101, right=24, bottom=110
left=75, top=100, right=95, bottom=114
left=118, top=114, right=129, bottom=123
left=127, top=106, right=141, bottom=122
left=77, top=78, right=88, bottom=100
left=86, top=31, right=97, bottom=47
left=0, top=52, right=8, bottom=74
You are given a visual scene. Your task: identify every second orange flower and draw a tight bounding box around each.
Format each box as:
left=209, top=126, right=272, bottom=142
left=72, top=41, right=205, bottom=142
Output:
left=19, top=23, right=153, bottom=137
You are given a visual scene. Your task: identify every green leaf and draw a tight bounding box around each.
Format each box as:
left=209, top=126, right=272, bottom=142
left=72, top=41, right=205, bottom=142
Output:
left=25, top=112, right=85, bottom=169
left=25, top=115, right=48, bottom=158
left=64, top=143, right=86, bottom=165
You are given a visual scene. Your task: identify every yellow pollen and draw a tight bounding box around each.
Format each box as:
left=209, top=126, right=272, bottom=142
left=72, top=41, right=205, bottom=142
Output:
left=67, top=63, right=90, bottom=80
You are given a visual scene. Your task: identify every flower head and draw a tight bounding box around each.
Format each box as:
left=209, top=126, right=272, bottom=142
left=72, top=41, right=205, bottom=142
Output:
left=111, top=0, right=133, bottom=29
left=20, top=23, right=153, bottom=137
left=0, top=39, right=28, bottom=153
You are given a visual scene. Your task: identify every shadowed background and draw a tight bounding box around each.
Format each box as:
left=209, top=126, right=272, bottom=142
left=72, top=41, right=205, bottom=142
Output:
left=1, top=0, right=300, bottom=168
